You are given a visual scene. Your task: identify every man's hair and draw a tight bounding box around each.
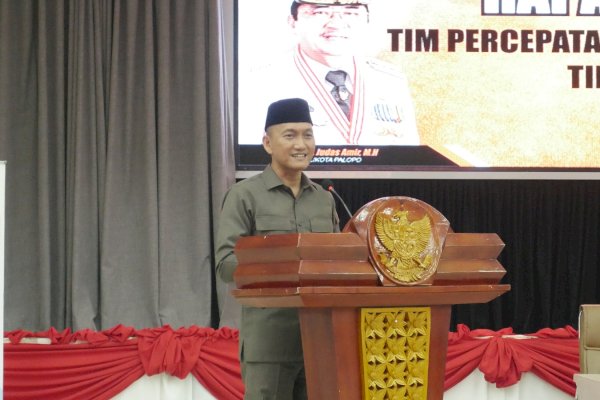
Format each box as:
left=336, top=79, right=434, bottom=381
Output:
left=290, top=2, right=369, bottom=21
left=291, top=2, right=300, bottom=20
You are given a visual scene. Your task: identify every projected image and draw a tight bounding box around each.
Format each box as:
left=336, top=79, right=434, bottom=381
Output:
left=236, top=0, right=600, bottom=169
left=238, top=0, right=419, bottom=147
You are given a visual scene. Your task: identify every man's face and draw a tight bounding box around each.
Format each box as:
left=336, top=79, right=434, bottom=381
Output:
left=263, top=122, right=315, bottom=174
left=290, top=4, right=369, bottom=60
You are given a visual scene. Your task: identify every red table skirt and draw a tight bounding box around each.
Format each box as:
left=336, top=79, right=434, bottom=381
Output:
left=4, top=324, right=579, bottom=400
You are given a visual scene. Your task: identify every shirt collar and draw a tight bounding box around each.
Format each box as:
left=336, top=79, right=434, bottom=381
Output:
left=262, top=164, right=318, bottom=193
left=300, top=49, right=355, bottom=94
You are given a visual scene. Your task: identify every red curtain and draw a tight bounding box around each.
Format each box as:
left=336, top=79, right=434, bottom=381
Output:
left=4, top=325, right=244, bottom=400
left=445, top=324, right=579, bottom=396
left=4, top=324, right=578, bottom=399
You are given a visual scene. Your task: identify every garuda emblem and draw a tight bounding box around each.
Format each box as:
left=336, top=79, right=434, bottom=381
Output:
left=375, top=210, right=433, bottom=283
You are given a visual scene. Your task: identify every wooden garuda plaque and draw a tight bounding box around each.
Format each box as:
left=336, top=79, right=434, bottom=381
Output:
left=344, top=197, right=450, bottom=286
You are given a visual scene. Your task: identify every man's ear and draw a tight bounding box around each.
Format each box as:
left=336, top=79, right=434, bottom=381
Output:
left=262, top=134, right=272, bottom=155
left=288, top=15, right=296, bottom=29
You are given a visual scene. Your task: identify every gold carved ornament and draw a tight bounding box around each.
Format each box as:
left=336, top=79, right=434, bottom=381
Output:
left=360, top=307, right=430, bottom=400
left=374, top=211, right=433, bottom=284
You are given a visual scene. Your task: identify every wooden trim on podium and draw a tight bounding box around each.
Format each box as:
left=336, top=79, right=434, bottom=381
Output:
left=298, top=306, right=452, bottom=400
left=232, top=284, right=509, bottom=308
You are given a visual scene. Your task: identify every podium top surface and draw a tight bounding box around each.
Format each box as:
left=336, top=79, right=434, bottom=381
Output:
left=232, top=284, right=511, bottom=308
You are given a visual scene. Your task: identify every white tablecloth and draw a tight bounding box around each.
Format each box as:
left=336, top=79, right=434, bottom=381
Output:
left=112, top=369, right=574, bottom=400
left=444, top=369, right=573, bottom=400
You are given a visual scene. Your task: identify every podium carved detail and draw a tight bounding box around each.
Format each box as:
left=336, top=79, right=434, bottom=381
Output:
left=361, top=307, right=431, bottom=399
left=345, top=197, right=450, bottom=286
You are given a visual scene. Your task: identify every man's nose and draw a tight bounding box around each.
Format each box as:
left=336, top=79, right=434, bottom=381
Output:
left=293, top=137, right=308, bottom=148
left=329, top=11, right=343, bottom=20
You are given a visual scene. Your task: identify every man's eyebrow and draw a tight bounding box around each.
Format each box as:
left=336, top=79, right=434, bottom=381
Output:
left=312, top=5, right=362, bottom=10
left=279, top=128, right=313, bottom=135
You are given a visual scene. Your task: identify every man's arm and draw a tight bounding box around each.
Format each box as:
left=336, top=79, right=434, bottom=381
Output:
left=215, top=187, right=254, bottom=283
left=330, top=193, right=341, bottom=233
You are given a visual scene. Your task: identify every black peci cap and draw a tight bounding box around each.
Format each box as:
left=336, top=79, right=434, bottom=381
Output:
left=264, top=98, right=313, bottom=131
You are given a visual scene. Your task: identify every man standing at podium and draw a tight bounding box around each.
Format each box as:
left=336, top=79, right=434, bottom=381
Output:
left=216, top=98, right=340, bottom=399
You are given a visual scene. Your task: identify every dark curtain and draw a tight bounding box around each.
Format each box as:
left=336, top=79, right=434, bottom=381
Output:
left=327, top=178, right=600, bottom=332
left=0, top=0, right=235, bottom=331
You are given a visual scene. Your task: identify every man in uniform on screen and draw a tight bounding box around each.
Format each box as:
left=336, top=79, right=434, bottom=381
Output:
left=238, top=0, right=419, bottom=146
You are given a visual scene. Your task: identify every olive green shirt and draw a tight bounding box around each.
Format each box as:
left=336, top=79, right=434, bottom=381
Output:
left=215, top=165, right=340, bottom=362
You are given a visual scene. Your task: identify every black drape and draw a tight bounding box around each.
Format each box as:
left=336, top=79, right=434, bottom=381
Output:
left=325, top=178, right=600, bottom=332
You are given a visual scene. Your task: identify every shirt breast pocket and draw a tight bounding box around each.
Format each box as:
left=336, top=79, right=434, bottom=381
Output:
left=255, top=215, right=294, bottom=235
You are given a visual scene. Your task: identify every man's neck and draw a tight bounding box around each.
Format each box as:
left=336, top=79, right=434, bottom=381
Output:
left=301, top=49, right=354, bottom=71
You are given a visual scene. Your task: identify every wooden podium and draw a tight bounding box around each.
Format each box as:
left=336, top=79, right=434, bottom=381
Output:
left=232, top=197, right=510, bottom=400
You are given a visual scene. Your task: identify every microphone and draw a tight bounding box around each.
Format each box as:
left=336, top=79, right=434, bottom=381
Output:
left=320, top=179, right=353, bottom=220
